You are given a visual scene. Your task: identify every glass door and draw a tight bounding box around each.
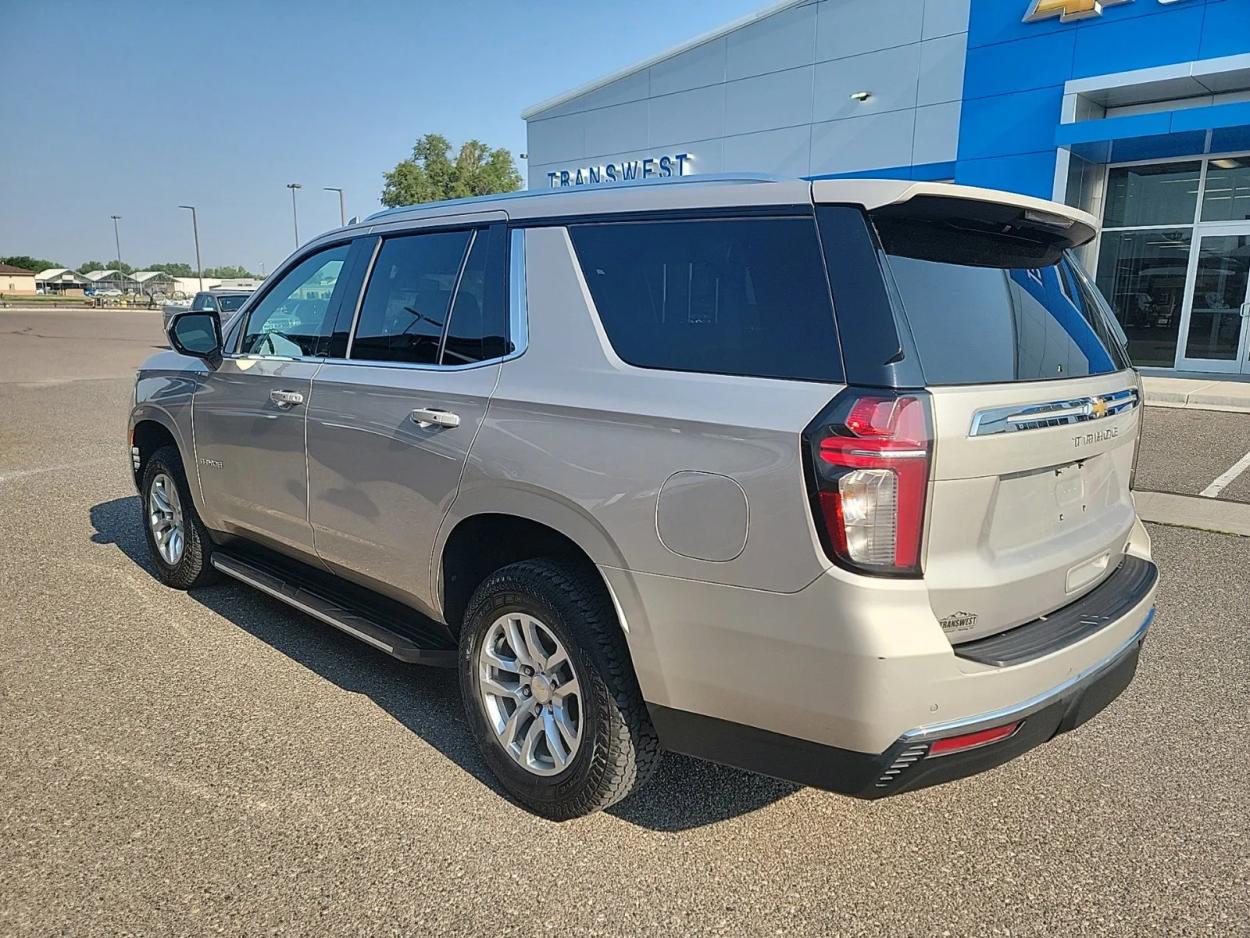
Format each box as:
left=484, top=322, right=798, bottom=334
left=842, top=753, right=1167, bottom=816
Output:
left=1176, top=225, right=1250, bottom=373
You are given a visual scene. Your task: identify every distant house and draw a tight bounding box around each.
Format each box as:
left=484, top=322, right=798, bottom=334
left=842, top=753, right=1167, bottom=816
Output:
left=132, top=270, right=178, bottom=297
left=82, top=269, right=137, bottom=293
left=35, top=268, right=90, bottom=296
left=0, top=263, right=38, bottom=296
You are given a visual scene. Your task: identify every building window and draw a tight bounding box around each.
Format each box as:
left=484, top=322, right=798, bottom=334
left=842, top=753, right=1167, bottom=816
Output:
left=1201, top=157, right=1250, bottom=223
left=1094, top=154, right=1250, bottom=369
left=1102, top=161, right=1201, bottom=228
left=1095, top=229, right=1192, bottom=368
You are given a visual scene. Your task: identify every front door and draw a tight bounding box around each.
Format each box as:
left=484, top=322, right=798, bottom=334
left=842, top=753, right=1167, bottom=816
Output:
left=307, top=224, right=510, bottom=614
left=193, top=242, right=355, bottom=558
left=1176, top=225, right=1250, bottom=374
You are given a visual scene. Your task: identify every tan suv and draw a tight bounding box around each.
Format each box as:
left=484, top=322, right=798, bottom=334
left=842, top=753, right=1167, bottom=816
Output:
left=131, top=177, right=1157, bottom=819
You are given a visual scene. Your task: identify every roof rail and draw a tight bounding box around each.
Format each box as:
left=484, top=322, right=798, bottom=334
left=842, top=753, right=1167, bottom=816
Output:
left=364, top=173, right=786, bottom=222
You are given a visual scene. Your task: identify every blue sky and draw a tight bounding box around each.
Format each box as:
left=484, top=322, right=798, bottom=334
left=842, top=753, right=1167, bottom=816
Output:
left=0, top=0, right=764, bottom=274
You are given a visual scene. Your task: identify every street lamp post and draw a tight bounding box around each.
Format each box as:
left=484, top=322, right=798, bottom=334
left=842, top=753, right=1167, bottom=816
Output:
left=110, top=214, right=123, bottom=269
left=286, top=183, right=303, bottom=248
left=324, top=187, right=346, bottom=227
left=178, top=205, right=204, bottom=292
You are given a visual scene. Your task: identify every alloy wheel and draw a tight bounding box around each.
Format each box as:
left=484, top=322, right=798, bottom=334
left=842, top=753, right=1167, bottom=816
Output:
left=148, top=472, right=185, bottom=566
left=477, top=613, right=583, bottom=776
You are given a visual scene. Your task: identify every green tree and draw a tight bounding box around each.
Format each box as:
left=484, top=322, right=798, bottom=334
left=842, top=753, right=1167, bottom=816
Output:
left=381, top=133, right=522, bottom=208
left=146, top=262, right=195, bottom=277
left=1, top=255, right=62, bottom=272
left=202, top=265, right=257, bottom=279
left=78, top=260, right=134, bottom=274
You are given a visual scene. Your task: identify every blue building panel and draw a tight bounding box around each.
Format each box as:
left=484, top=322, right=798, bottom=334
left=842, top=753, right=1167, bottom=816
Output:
left=962, top=29, right=1076, bottom=101
left=958, top=86, right=1065, bottom=161
left=1199, top=0, right=1250, bottom=60
left=1070, top=4, right=1207, bottom=78
left=965, top=0, right=1204, bottom=50
left=955, top=150, right=1057, bottom=199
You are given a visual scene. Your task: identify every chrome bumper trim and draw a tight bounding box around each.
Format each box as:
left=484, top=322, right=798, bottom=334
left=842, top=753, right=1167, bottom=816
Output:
left=902, top=606, right=1154, bottom=743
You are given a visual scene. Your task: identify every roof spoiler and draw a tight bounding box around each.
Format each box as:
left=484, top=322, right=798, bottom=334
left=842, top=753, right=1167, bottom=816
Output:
left=811, top=179, right=1098, bottom=252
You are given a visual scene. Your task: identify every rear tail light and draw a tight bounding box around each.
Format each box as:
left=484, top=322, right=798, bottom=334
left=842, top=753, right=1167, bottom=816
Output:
left=804, top=388, right=933, bottom=577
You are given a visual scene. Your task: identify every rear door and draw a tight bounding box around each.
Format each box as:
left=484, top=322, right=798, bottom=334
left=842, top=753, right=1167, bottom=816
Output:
left=306, top=223, right=509, bottom=613
left=870, top=199, right=1141, bottom=644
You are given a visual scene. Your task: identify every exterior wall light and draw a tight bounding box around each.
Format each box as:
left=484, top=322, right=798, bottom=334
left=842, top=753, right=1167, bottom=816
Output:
left=850, top=91, right=872, bottom=102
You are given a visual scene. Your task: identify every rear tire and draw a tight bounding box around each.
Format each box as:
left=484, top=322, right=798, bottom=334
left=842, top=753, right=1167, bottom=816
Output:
left=458, top=558, right=659, bottom=820
left=140, top=445, right=218, bottom=590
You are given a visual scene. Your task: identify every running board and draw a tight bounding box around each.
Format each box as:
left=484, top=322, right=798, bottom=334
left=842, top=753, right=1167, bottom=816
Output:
left=210, top=552, right=457, bottom=667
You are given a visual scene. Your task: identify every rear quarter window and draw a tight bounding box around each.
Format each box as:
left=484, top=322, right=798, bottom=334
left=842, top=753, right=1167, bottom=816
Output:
left=568, top=216, right=843, bottom=383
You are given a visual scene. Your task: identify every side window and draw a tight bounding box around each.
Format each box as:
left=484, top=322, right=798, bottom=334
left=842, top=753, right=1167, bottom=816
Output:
left=240, top=245, right=349, bottom=357
left=191, top=293, right=214, bottom=312
left=442, top=228, right=510, bottom=365
left=350, top=231, right=472, bottom=365
left=568, top=216, right=842, bottom=382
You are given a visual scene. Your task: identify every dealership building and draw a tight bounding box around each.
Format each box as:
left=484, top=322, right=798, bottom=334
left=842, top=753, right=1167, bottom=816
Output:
left=523, top=0, right=1250, bottom=375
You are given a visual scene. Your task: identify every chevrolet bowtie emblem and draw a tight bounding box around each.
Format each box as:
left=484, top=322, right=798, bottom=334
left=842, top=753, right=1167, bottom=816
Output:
left=1089, top=397, right=1109, bottom=419
left=1023, top=0, right=1133, bottom=24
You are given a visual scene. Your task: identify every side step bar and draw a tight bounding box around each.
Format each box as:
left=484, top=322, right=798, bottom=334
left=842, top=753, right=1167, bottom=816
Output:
left=210, top=552, right=457, bottom=667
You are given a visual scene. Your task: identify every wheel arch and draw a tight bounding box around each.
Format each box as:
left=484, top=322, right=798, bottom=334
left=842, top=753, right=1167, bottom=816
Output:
left=433, top=486, right=631, bottom=638
left=129, top=405, right=191, bottom=490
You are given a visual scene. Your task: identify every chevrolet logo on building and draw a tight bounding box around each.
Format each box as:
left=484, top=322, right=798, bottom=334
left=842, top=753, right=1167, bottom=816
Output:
left=1024, top=0, right=1188, bottom=23
left=1024, top=0, right=1131, bottom=23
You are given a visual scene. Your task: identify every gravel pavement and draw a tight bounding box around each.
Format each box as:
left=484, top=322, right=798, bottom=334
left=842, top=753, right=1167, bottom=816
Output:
left=1, top=310, right=1247, bottom=936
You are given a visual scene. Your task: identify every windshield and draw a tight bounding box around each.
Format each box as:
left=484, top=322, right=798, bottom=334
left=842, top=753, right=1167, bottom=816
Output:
left=878, top=220, right=1130, bottom=386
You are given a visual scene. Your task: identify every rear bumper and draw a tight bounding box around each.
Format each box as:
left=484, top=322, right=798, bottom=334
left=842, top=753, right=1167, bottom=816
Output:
left=649, top=607, right=1151, bottom=798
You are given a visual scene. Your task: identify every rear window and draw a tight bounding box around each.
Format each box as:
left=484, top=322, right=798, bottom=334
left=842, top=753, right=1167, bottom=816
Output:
left=568, top=216, right=843, bottom=383
left=878, top=219, right=1130, bottom=386
left=217, top=294, right=248, bottom=312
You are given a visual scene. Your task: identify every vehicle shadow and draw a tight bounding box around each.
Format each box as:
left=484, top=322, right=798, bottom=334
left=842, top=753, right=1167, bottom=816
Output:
left=89, top=495, right=799, bottom=831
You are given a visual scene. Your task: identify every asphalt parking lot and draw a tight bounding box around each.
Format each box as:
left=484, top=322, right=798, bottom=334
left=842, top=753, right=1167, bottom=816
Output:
left=1, top=308, right=1248, bottom=936
left=1135, top=406, right=1250, bottom=503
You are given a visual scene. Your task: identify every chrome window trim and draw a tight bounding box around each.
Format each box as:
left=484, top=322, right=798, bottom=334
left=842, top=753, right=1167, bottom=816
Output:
left=316, top=356, right=499, bottom=373
left=969, top=387, right=1140, bottom=437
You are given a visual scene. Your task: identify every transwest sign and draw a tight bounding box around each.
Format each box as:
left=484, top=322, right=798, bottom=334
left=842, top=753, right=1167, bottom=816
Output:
left=546, top=153, right=691, bottom=188
left=1023, top=0, right=1188, bottom=24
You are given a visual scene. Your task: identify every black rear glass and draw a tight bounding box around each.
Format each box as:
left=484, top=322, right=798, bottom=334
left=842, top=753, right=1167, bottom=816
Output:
left=879, top=219, right=1130, bottom=386
left=569, top=216, right=843, bottom=383
left=216, top=294, right=248, bottom=312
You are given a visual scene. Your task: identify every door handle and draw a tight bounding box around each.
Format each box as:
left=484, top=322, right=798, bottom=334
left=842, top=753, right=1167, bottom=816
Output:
left=270, top=389, right=305, bottom=408
left=1241, top=302, right=1250, bottom=319
left=410, top=407, right=460, bottom=428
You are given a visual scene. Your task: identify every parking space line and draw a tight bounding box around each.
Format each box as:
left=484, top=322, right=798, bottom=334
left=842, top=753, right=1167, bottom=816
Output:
left=1200, top=449, right=1250, bottom=498
left=0, top=457, right=116, bottom=483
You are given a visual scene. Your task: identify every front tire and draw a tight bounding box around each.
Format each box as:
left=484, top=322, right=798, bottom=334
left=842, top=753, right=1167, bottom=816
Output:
left=459, top=558, right=659, bottom=820
left=140, top=445, right=218, bottom=590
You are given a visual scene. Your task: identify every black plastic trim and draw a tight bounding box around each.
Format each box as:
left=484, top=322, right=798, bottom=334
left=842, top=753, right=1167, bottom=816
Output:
left=954, top=556, right=1158, bottom=667
left=815, top=205, right=925, bottom=389
left=648, top=630, right=1145, bottom=799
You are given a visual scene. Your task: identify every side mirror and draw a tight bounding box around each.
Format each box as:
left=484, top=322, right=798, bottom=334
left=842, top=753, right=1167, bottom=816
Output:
left=169, top=311, right=223, bottom=368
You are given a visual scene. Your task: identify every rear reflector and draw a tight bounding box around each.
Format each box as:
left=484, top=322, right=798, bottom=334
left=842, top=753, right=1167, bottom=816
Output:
left=927, top=722, right=1020, bottom=758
